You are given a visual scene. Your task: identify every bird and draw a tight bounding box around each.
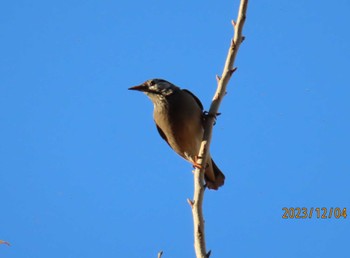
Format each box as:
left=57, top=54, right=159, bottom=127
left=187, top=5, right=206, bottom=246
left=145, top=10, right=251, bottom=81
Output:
left=129, top=79, right=225, bottom=190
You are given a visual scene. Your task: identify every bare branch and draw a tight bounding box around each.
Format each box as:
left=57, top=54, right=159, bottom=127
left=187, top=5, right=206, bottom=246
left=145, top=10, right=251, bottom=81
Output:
left=190, top=1, right=248, bottom=257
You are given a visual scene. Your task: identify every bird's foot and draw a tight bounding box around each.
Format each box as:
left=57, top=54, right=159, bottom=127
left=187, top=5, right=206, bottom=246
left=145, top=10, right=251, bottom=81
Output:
left=191, top=155, right=203, bottom=170
left=203, top=111, right=221, bottom=125
left=192, top=162, right=202, bottom=170
left=191, top=157, right=210, bottom=171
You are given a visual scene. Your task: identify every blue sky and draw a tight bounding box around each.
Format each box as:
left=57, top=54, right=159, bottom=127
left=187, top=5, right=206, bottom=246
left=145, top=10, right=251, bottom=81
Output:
left=1, top=0, right=349, bottom=257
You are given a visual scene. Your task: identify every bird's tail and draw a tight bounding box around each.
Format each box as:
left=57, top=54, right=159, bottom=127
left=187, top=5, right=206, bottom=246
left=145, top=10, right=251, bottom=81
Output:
left=205, top=158, right=225, bottom=190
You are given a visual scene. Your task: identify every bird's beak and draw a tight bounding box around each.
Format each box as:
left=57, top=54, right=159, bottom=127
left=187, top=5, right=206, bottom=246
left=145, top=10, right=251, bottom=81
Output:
left=128, top=84, right=148, bottom=92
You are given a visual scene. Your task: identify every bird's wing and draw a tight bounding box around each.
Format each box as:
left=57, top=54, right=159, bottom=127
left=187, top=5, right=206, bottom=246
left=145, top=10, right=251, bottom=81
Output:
left=155, top=123, right=171, bottom=147
left=182, top=89, right=205, bottom=126
left=182, top=89, right=203, bottom=111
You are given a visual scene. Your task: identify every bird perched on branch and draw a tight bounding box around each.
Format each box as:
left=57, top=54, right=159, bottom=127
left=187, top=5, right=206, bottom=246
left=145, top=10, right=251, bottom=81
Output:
left=129, top=79, right=225, bottom=190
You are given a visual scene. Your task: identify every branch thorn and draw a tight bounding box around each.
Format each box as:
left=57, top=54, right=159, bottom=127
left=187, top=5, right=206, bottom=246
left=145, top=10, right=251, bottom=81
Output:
left=229, top=67, right=238, bottom=76
left=216, top=74, right=221, bottom=82
left=187, top=198, right=194, bottom=208
left=241, top=36, right=246, bottom=43
left=157, top=250, right=163, bottom=258
left=206, top=250, right=212, bottom=258
left=231, top=20, right=236, bottom=28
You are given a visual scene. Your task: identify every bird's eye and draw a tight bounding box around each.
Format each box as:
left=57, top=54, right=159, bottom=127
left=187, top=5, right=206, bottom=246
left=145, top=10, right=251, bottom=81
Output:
left=149, top=81, right=155, bottom=86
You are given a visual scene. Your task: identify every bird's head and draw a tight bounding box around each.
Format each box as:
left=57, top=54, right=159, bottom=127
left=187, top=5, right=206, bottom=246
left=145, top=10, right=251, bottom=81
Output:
left=129, top=79, right=179, bottom=98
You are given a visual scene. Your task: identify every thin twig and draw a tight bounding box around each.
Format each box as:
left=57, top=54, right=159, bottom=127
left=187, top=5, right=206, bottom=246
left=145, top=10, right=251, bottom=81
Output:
left=190, top=1, right=248, bottom=257
left=0, top=240, right=10, bottom=246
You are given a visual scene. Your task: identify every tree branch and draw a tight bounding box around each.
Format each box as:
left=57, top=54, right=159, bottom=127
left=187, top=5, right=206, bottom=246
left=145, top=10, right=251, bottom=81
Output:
left=190, top=1, right=248, bottom=257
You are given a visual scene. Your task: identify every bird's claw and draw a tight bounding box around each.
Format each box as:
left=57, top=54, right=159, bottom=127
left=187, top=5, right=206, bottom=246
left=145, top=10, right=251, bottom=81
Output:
left=192, top=162, right=202, bottom=169
left=191, top=155, right=205, bottom=169
left=203, top=111, right=221, bottom=125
